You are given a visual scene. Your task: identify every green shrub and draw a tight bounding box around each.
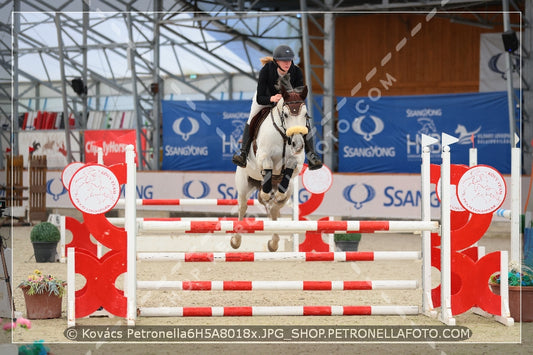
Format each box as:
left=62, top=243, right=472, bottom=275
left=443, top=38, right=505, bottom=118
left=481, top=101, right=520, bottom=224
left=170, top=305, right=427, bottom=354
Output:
left=30, top=222, right=60, bottom=243
left=334, top=233, right=361, bottom=242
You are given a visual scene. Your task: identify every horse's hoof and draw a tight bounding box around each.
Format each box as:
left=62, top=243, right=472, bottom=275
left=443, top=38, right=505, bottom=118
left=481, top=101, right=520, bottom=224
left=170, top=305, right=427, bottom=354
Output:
left=274, top=191, right=288, bottom=203
left=268, top=234, right=280, bottom=252
left=260, top=191, right=272, bottom=202
left=231, top=234, right=242, bottom=249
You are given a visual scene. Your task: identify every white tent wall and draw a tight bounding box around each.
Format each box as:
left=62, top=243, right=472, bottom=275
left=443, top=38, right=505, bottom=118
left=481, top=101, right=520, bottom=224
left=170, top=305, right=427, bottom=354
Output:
left=9, top=74, right=257, bottom=114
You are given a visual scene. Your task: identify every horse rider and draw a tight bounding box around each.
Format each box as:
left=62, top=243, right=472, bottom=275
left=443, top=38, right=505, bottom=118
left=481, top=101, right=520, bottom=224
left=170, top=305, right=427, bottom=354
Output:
left=232, top=44, right=323, bottom=170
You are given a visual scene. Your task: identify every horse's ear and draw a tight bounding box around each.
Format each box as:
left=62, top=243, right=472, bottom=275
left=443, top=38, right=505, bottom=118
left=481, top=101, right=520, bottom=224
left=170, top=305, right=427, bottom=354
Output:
left=280, top=85, right=288, bottom=98
left=300, top=86, right=308, bottom=99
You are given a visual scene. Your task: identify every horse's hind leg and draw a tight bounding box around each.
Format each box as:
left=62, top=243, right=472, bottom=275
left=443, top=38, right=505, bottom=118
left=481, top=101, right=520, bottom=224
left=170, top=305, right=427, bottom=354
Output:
left=267, top=205, right=281, bottom=252
left=231, top=196, right=247, bottom=249
left=231, top=168, right=250, bottom=249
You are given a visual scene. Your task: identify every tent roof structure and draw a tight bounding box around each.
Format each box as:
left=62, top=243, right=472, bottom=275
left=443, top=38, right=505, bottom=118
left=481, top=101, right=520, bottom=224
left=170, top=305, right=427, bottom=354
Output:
left=0, top=0, right=528, bottom=172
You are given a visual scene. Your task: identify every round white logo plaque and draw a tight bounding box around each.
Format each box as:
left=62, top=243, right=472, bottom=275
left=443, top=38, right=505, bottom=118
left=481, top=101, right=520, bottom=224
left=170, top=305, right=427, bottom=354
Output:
left=61, top=162, right=85, bottom=190
left=68, top=165, right=120, bottom=214
left=302, top=164, right=333, bottom=194
left=457, top=165, right=506, bottom=214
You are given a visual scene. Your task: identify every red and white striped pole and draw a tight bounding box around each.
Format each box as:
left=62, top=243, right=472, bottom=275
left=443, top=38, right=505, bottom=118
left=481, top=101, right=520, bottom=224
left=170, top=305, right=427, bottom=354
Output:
left=138, top=305, right=420, bottom=317
left=137, top=220, right=438, bottom=234
left=136, top=251, right=420, bottom=262
left=115, top=198, right=261, bottom=207
left=137, top=279, right=418, bottom=291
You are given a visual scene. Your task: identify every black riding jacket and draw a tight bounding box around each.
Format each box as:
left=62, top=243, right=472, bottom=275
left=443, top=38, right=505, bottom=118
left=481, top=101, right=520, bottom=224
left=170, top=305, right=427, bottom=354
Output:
left=256, top=60, right=304, bottom=106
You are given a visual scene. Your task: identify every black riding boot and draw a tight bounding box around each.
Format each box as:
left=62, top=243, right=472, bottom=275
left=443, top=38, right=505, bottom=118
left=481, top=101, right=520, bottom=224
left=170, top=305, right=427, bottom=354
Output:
left=232, top=124, right=252, bottom=168
left=304, top=134, right=323, bottom=170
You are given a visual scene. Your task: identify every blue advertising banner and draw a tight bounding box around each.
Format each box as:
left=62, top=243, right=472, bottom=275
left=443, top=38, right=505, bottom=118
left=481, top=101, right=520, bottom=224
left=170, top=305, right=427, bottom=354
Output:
left=337, top=91, right=513, bottom=173
left=162, top=100, right=251, bottom=171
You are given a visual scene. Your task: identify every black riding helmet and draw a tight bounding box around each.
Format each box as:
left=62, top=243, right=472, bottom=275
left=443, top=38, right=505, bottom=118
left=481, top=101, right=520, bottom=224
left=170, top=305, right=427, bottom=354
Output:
left=273, top=45, right=295, bottom=61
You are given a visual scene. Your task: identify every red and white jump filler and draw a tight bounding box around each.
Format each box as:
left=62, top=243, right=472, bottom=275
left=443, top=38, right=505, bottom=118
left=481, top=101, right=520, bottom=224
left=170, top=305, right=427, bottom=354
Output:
left=64, top=134, right=514, bottom=327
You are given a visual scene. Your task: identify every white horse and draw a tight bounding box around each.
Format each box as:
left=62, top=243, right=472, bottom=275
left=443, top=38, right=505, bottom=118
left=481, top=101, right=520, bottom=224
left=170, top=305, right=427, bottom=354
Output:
left=232, top=86, right=309, bottom=252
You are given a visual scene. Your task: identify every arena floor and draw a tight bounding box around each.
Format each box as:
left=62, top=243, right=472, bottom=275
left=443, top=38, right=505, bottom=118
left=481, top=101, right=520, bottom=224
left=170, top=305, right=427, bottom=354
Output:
left=4, top=224, right=533, bottom=354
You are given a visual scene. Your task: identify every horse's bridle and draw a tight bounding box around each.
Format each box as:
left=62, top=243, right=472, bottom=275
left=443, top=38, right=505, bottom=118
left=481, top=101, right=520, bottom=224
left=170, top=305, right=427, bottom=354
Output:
left=269, top=95, right=309, bottom=171
left=274, top=94, right=309, bottom=138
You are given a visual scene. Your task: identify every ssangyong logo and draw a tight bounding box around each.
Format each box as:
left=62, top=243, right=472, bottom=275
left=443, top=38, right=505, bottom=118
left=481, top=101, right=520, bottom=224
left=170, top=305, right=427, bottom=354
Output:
left=173, top=117, right=200, bottom=141
left=352, top=115, right=384, bottom=141
left=47, top=178, right=68, bottom=201
left=343, top=114, right=394, bottom=159
left=182, top=180, right=210, bottom=199
left=343, top=183, right=375, bottom=209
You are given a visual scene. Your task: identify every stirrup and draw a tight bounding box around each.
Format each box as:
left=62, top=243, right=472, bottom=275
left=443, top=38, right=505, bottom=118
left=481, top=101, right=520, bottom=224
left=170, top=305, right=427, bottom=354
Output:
left=232, top=153, right=247, bottom=168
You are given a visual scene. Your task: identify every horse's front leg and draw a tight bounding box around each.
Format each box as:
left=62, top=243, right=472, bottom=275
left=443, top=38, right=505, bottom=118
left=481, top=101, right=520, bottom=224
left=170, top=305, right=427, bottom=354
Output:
left=259, top=156, right=274, bottom=203
left=274, top=159, right=297, bottom=203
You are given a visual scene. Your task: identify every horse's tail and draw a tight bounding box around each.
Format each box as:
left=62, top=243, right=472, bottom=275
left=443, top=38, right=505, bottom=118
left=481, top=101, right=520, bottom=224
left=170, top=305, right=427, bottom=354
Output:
left=260, top=56, right=274, bottom=65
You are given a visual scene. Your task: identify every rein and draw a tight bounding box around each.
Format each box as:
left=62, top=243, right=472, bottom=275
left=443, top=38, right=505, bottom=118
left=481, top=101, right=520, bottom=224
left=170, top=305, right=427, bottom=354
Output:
left=270, top=108, right=288, bottom=170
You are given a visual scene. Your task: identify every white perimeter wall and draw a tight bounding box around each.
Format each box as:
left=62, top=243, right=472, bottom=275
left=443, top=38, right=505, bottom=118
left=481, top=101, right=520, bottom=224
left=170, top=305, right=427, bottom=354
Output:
left=4, top=170, right=526, bottom=221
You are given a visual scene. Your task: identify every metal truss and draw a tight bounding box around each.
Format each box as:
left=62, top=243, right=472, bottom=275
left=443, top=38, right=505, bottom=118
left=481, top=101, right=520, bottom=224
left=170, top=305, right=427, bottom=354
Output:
left=0, top=0, right=529, bottom=174
left=0, top=0, right=301, bottom=170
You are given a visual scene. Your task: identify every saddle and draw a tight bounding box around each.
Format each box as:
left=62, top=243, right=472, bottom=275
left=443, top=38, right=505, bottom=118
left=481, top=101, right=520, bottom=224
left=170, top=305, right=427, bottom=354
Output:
left=249, top=107, right=271, bottom=155
left=249, top=107, right=271, bottom=142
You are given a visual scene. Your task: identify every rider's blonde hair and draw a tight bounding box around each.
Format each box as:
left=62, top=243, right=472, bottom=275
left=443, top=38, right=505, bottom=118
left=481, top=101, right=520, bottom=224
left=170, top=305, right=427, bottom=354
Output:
left=260, top=56, right=274, bottom=65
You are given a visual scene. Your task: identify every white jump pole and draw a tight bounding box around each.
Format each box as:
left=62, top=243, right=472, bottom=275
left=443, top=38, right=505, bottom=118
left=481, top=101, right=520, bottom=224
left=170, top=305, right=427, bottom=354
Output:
left=138, top=305, right=420, bottom=317
left=137, top=279, right=419, bottom=291
left=495, top=209, right=512, bottom=220
left=96, top=147, right=104, bottom=259
left=510, top=134, right=521, bottom=264
left=421, top=134, right=437, bottom=316
left=495, top=250, right=513, bottom=326
left=125, top=145, right=137, bottom=326
left=115, top=198, right=262, bottom=207
left=67, top=247, right=75, bottom=328
left=136, top=251, right=421, bottom=262
left=97, top=146, right=104, bottom=164
left=136, top=220, right=438, bottom=234
left=468, top=142, right=485, bottom=257
left=439, top=133, right=457, bottom=326
left=292, top=175, right=299, bottom=251
left=469, top=147, right=477, bottom=167
left=60, top=215, right=66, bottom=263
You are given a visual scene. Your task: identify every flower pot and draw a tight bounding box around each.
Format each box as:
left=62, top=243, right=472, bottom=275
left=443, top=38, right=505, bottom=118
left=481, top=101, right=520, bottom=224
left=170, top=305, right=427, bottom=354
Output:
left=335, top=240, right=360, bottom=252
left=32, top=241, right=58, bottom=262
left=20, top=286, right=62, bottom=319
left=490, top=283, right=533, bottom=322
left=334, top=233, right=361, bottom=251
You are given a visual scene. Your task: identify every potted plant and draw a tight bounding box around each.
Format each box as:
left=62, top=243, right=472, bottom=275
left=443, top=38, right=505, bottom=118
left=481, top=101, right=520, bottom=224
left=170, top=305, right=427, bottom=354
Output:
left=30, top=222, right=60, bottom=262
left=489, top=262, right=533, bottom=322
left=334, top=233, right=361, bottom=251
left=18, top=269, right=66, bottom=319
left=1, top=317, right=33, bottom=354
